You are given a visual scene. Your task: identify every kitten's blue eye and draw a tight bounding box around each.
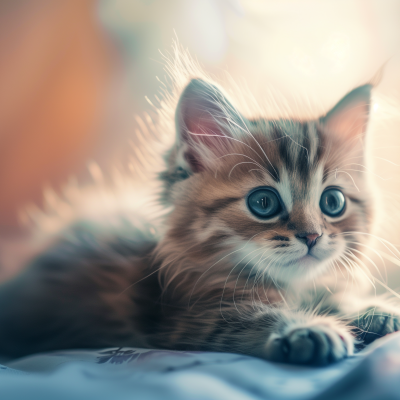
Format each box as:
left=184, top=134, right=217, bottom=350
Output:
left=247, top=188, right=281, bottom=218
left=320, top=189, right=345, bottom=217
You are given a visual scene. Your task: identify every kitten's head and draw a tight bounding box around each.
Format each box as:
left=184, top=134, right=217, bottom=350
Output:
left=160, top=78, right=374, bottom=286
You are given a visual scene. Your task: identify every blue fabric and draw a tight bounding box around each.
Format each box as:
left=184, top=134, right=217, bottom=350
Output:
left=1, top=333, right=400, bottom=400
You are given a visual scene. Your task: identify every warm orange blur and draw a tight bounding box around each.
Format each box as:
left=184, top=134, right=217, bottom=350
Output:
left=0, top=0, right=116, bottom=230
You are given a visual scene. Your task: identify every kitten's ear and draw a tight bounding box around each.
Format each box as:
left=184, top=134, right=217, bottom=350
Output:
left=175, top=78, right=245, bottom=172
left=320, top=84, right=372, bottom=142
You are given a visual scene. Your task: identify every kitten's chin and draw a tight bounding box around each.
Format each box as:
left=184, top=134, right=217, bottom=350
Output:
left=281, top=252, right=323, bottom=270
left=296, top=254, right=320, bottom=268
left=272, top=256, right=330, bottom=285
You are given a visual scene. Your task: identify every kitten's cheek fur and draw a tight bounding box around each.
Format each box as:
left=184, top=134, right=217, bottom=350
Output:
left=311, top=238, right=346, bottom=264
left=263, top=320, right=354, bottom=365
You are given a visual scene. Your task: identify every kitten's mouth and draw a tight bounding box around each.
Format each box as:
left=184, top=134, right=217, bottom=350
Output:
left=296, top=254, right=319, bottom=267
left=280, top=254, right=320, bottom=268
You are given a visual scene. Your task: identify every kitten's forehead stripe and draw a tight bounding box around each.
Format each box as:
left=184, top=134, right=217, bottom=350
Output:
left=259, top=124, right=281, bottom=182
left=270, top=168, right=280, bottom=183
left=296, top=123, right=312, bottom=179
left=261, top=121, right=323, bottom=183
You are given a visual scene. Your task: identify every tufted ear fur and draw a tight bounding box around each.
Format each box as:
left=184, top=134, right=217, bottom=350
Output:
left=320, top=84, right=372, bottom=145
left=175, top=78, right=247, bottom=172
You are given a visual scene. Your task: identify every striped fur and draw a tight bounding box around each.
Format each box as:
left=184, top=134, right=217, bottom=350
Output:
left=0, top=74, right=397, bottom=366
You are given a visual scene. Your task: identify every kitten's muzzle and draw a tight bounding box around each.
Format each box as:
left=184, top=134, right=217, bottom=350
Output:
left=295, top=232, right=322, bottom=250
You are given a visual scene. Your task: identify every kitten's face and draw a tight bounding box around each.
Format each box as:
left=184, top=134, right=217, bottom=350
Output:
left=162, top=79, right=373, bottom=286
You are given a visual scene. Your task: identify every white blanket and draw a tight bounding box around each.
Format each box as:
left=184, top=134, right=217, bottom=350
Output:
left=1, top=333, right=400, bottom=400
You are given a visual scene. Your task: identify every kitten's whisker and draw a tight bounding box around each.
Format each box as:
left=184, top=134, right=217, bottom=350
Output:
left=345, top=241, right=387, bottom=283
left=339, top=231, right=400, bottom=260
left=338, top=254, right=357, bottom=283
left=327, top=167, right=390, bottom=181
left=330, top=169, right=360, bottom=191
left=343, top=251, right=371, bottom=288
left=352, top=264, right=400, bottom=302
left=190, top=229, right=278, bottom=311
left=225, top=113, right=278, bottom=178
left=188, top=232, right=270, bottom=308
left=250, top=249, right=278, bottom=306
left=221, top=246, right=267, bottom=318
left=217, top=152, right=272, bottom=178
left=232, top=247, right=274, bottom=313
left=228, top=162, right=266, bottom=179
left=341, top=250, right=378, bottom=295
left=251, top=248, right=274, bottom=308
left=331, top=259, right=339, bottom=292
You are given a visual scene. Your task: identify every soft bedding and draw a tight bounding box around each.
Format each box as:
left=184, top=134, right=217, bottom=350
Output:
left=1, top=333, right=400, bottom=400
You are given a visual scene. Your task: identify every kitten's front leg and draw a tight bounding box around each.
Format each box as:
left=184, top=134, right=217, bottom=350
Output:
left=264, top=314, right=354, bottom=365
left=350, top=302, right=400, bottom=345
left=161, top=306, right=354, bottom=365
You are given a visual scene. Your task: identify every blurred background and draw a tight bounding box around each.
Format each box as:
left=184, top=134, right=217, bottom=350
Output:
left=0, top=0, right=400, bottom=289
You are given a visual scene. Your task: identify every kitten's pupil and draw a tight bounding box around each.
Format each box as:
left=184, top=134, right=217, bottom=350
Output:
left=259, top=197, right=268, bottom=209
left=327, top=196, right=337, bottom=209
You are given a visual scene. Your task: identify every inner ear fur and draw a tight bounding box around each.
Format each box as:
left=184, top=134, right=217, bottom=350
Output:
left=174, top=78, right=246, bottom=172
left=320, top=84, right=372, bottom=143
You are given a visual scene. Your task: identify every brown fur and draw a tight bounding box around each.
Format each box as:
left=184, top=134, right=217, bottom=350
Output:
left=0, top=76, right=397, bottom=366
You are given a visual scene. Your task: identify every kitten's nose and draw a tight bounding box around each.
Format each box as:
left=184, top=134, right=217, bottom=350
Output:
left=296, top=232, right=322, bottom=249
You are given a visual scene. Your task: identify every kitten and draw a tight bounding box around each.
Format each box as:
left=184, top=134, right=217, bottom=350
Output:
left=0, top=73, right=399, bottom=365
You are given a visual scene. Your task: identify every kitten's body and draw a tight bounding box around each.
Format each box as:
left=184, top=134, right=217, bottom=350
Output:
left=0, top=69, right=399, bottom=364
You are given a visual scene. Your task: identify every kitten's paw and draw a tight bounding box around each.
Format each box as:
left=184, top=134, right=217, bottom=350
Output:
left=354, top=306, right=400, bottom=345
left=264, top=323, right=353, bottom=365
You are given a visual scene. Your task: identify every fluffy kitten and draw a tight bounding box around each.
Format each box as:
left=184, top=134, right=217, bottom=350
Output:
left=0, top=74, right=399, bottom=365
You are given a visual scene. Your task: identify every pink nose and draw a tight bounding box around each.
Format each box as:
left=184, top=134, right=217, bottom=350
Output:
left=296, top=232, right=322, bottom=249
left=306, top=234, right=320, bottom=242
left=305, top=233, right=321, bottom=249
